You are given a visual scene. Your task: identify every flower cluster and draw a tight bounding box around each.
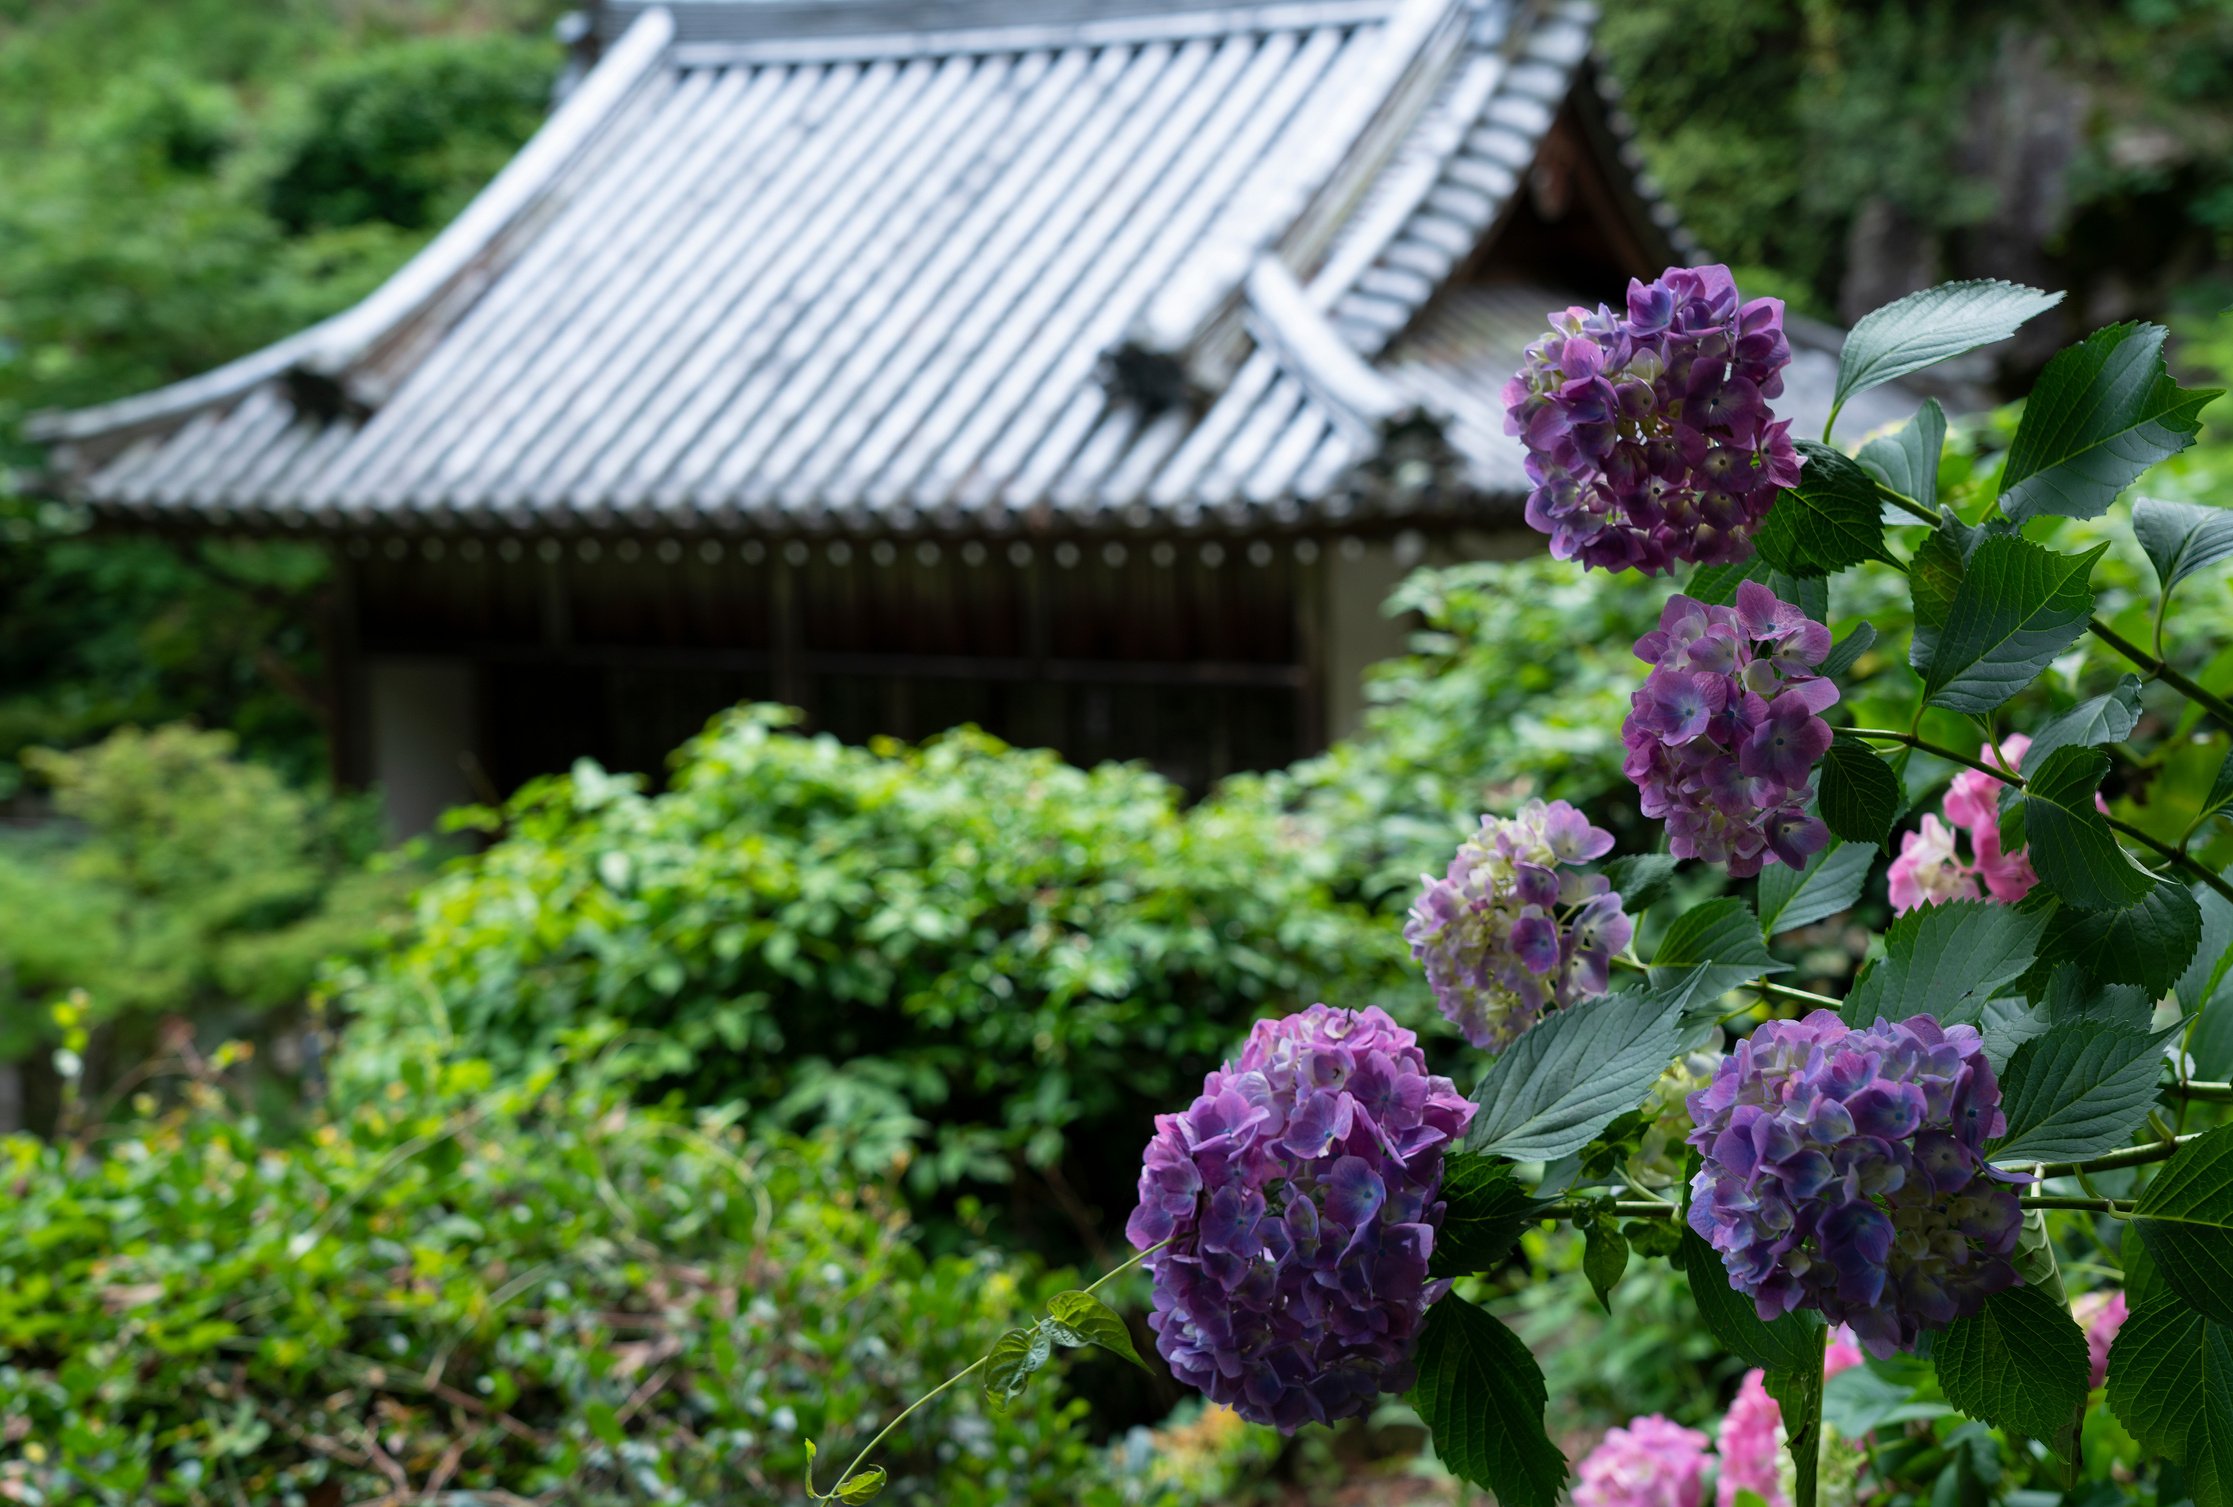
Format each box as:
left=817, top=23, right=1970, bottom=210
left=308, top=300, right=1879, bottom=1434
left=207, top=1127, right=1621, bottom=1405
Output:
left=1686, top=1010, right=2024, bottom=1358
left=2074, top=1289, right=2129, bottom=1389
left=1632, top=1048, right=1727, bottom=1188
left=1887, top=736, right=2037, bottom=913
left=1502, top=264, right=1800, bottom=574
left=1715, top=1370, right=1788, bottom=1507
left=1574, top=1415, right=1713, bottom=1507
left=1403, top=799, right=1633, bottom=1050
left=1126, top=1005, right=1474, bottom=1431
left=1622, top=583, right=1838, bottom=877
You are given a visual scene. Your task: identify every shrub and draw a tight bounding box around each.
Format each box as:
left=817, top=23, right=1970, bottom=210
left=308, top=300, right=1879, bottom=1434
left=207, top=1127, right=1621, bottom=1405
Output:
left=332, top=710, right=1413, bottom=1230
left=0, top=1054, right=1179, bottom=1507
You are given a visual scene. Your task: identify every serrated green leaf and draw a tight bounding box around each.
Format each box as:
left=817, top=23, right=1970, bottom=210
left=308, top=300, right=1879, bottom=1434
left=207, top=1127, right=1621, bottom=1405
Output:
left=1922, top=535, right=2104, bottom=714
left=2133, top=1123, right=2233, bottom=1327
left=1907, top=511, right=1988, bottom=673
left=1687, top=560, right=1827, bottom=622
left=1842, top=899, right=2047, bottom=1025
left=1758, top=840, right=1874, bottom=936
left=1410, top=1295, right=1567, bottom=1507
left=1043, top=1291, right=1147, bottom=1370
left=1583, top=1216, right=1629, bottom=1312
left=2039, top=874, right=2202, bottom=995
left=1756, top=442, right=1894, bottom=577
left=1833, top=281, right=2062, bottom=415
left=1820, top=622, right=1878, bottom=680
left=1858, top=398, right=1947, bottom=514
left=2106, top=1294, right=2233, bottom=1504
left=2011, top=1206, right=2069, bottom=1309
left=1466, top=990, right=1684, bottom=1162
left=1990, top=1020, right=2172, bottom=1165
left=2180, top=873, right=2233, bottom=1019
left=2002, top=324, right=2220, bottom=523
left=984, top=1326, right=1053, bottom=1410
left=1647, top=896, right=1789, bottom=1009
left=1602, top=853, right=1680, bottom=915
left=1820, top=736, right=1903, bottom=848
left=1678, top=1228, right=1825, bottom=1373
left=837, top=1466, right=888, bottom=1503
left=1934, top=1284, right=2090, bottom=1448
left=2013, top=744, right=2158, bottom=911
left=1430, top=1154, right=1550, bottom=1278
left=2136, top=495, right=2233, bottom=598
left=2019, top=677, right=2146, bottom=779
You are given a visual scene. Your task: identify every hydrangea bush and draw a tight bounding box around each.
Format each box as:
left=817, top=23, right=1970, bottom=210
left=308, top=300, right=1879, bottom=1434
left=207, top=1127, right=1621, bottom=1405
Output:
left=816, top=274, right=2233, bottom=1507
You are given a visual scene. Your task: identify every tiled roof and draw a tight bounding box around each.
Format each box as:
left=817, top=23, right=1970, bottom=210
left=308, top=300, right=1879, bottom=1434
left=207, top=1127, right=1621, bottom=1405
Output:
left=33, top=0, right=1721, bottom=537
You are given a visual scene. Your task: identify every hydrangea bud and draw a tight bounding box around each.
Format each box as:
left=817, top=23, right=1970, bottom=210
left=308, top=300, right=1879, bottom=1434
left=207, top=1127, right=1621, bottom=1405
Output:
left=1126, top=1005, right=1474, bottom=1431
left=1573, top=1415, right=1713, bottom=1507
left=1403, top=799, right=1633, bottom=1050
left=1503, top=264, right=1800, bottom=575
left=1715, top=1371, right=1789, bottom=1507
left=1622, top=582, right=1837, bottom=876
left=1686, top=1011, right=2023, bottom=1357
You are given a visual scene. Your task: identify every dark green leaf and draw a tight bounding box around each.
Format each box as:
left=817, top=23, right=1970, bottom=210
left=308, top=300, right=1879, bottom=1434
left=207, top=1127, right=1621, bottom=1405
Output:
left=1833, top=281, right=2062, bottom=414
left=1921, top=535, right=2104, bottom=714
left=1602, top=853, right=1680, bottom=915
left=584, top=1399, right=625, bottom=1449
left=1678, top=1228, right=1825, bottom=1374
left=2205, top=749, right=2233, bottom=829
left=1819, top=736, right=1903, bottom=848
left=1976, top=997, right=2051, bottom=1072
left=1043, top=1292, right=1147, bottom=1370
left=1934, top=1284, right=2089, bottom=1449
left=1820, top=623, right=1878, bottom=680
left=1858, top=398, right=1947, bottom=514
left=2136, top=495, right=2233, bottom=599
left=2012, top=1206, right=2069, bottom=1310
left=2180, top=873, right=2233, bottom=1018
left=2105, top=1294, right=2233, bottom=1502
left=1990, top=1021, right=2172, bottom=1165
left=2123, top=1220, right=2168, bottom=1310
left=1410, top=1295, right=1567, bottom=1507
left=1647, top=896, right=1790, bottom=1010
left=2040, top=875, right=2202, bottom=995
left=1758, top=840, right=1875, bottom=936
left=1431, top=1154, right=1551, bottom=1278
left=1825, top=1359, right=1953, bottom=1436
left=2016, top=677, right=2145, bottom=779
left=2038, top=965, right=2156, bottom=1028
left=1907, top=511, right=1989, bottom=673
left=1466, top=990, right=1684, bottom=1162
left=1842, top=899, right=2047, bottom=1026
left=2013, top=745, right=2157, bottom=911
left=983, top=1327, right=1053, bottom=1410
left=1687, top=560, right=1826, bottom=622
left=1756, top=442, right=1894, bottom=577
left=1583, top=1216, right=1629, bottom=1312
left=2002, top=324, right=2220, bottom=523
left=2133, top=1123, right=2233, bottom=1327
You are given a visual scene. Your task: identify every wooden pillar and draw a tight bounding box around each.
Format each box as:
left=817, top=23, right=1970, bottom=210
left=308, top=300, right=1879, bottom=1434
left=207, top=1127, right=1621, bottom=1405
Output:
left=1294, top=543, right=1326, bottom=757
left=771, top=553, right=804, bottom=714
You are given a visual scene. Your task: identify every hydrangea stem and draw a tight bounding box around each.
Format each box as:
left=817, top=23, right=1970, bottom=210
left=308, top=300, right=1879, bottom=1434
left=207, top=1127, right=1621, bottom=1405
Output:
left=1843, top=727, right=2233, bottom=907
left=1783, top=1328, right=1826, bottom=1507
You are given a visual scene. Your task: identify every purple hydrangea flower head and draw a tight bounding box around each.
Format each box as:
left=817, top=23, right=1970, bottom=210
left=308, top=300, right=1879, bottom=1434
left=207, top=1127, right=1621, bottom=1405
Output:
left=1622, top=582, right=1837, bottom=877
left=1126, top=1005, right=1475, bottom=1431
left=1573, top=1414, right=1713, bottom=1507
left=1403, top=799, right=1633, bottom=1050
left=1503, top=264, right=1800, bottom=575
left=1685, top=1010, right=2024, bottom=1357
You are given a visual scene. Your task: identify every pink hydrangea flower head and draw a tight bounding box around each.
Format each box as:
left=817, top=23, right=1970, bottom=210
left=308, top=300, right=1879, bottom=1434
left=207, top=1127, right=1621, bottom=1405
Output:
left=1824, top=1325, right=1864, bottom=1379
left=2074, top=1289, right=2128, bottom=1389
left=1574, top=1415, right=1713, bottom=1507
left=1504, top=265, right=1800, bottom=575
left=1716, top=1370, right=1787, bottom=1507
left=1888, top=814, right=1983, bottom=914
left=1621, top=582, right=1836, bottom=877
left=1890, top=737, right=2049, bottom=914
left=1127, top=1005, right=1475, bottom=1431
left=1686, top=1010, right=2025, bottom=1357
left=1403, top=799, right=1633, bottom=1049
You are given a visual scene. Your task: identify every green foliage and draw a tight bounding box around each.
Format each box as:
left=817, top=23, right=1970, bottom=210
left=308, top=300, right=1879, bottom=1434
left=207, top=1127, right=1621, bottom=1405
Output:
left=1933, top=1285, right=2091, bottom=1456
left=1758, top=841, right=1875, bottom=937
left=1754, top=441, right=1892, bottom=576
left=2009, top=745, right=2159, bottom=910
left=1990, top=1021, right=2174, bottom=1164
left=1409, top=1294, right=1566, bottom=1507
left=0, top=724, right=414, bottom=1069
left=1818, top=735, right=1903, bottom=848
left=1461, top=991, right=1683, bottom=1164
left=1842, top=899, right=2047, bottom=1025
left=1920, top=535, right=2105, bottom=714
left=1646, top=896, right=1786, bottom=1008
left=1674, top=1228, right=1824, bottom=1375
left=1832, top=282, right=2064, bottom=418
left=2000, top=323, right=2218, bottom=524
left=1431, top=1155, right=1550, bottom=1279
left=2108, top=1296, right=2233, bottom=1504
left=2132, top=1124, right=2233, bottom=1328
left=333, top=708, right=1410, bottom=1212
left=0, top=1060, right=1163, bottom=1507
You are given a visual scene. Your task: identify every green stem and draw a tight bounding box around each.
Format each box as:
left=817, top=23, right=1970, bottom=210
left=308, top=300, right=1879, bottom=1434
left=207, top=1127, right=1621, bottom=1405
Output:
left=1788, top=1326, right=1825, bottom=1507
left=2024, top=1196, right=2136, bottom=1215
left=1822, top=401, right=1845, bottom=448
left=2029, top=1133, right=2199, bottom=1180
left=1613, top=953, right=1843, bottom=1012
left=2166, top=1080, right=2233, bottom=1103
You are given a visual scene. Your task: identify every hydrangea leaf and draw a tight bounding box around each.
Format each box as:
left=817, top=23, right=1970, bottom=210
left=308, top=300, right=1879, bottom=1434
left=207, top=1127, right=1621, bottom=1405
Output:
left=1410, top=1294, right=1568, bottom=1507
left=1756, top=442, right=1894, bottom=578
left=2178, top=872, right=2233, bottom=1019
left=1989, top=1020, right=2174, bottom=1165
left=1921, top=535, right=2104, bottom=714
left=1647, top=896, right=1790, bottom=1009
left=2017, top=676, right=2145, bottom=782
left=1601, top=853, right=1680, bottom=915
left=1688, top=559, right=1830, bottom=622
left=1857, top=398, right=1947, bottom=514
left=1431, top=1154, right=1551, bottom=1278
left=2010, top=744, right=2158, bottom=911
left=1820, top=622, right=1878, bottom=680
left=1757, top=839, right=1874, bottom=937
left=1583, top=1214, right=1629, bottom=1312
left=1043, top=1292, right=1147, bottom=1371
left=2037, top=875, right=2202, bottom=995
left=2132, top=1123, right=2233, bottom=1327
left=2105, top=1294, right=2233, bottom=1503
left=1975, top=997, right=2051, bottom=1073
left=1907, top=511, right=1990, bottom=672
left=837, top=1467, right=888, bottom=1504
left=983, top=1326, right=1053, bottom=1410
left=1818, top=735, right=1902, bottom=849
left=1677, top=1228, right=1825, bottom=1375
left=2011, top=1206, right=2069, bottom=1310
left=1933, top=1283, right=2089, bottom=1453
left=1465, top=990, right=1685, bottom=1163
left=1824, top=1357, right=1953, bottom=1436
left=1841, top=899, right=2047, bottom=1026
left=2205, top=749, right=2233, bottom=830
left=2001, top=324, right=2220, bottom=524
left=1834, top=282, right=2062, bottom=416
left=2136, top=495, right=2233, bottom=599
